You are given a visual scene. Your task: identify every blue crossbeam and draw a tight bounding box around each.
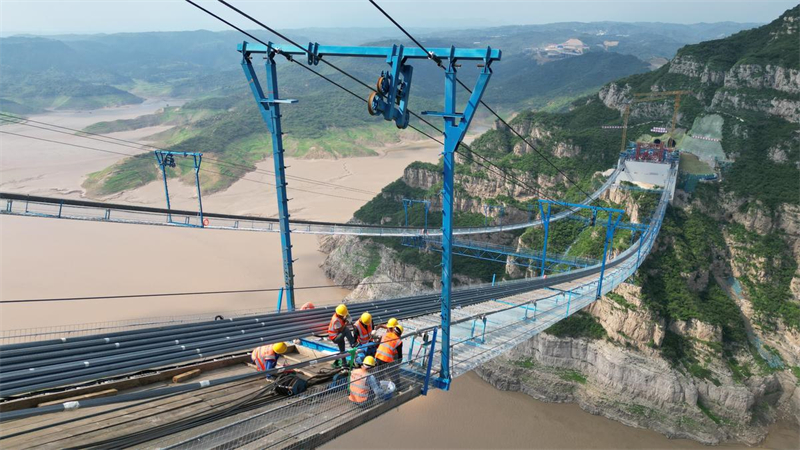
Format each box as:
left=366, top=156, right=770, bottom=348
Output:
left=405, top=236, right=598, bottom=270
left=237, top=42, right=502, bottom=62
left=566, top=215, right=647, bottom=232
left=541, top=200, right=624, bottom=214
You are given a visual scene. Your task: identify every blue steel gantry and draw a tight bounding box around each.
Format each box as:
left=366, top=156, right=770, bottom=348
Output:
left=154, top=150, right=204, bottom=227
left=403, top=198, right=430, bottom=230
left=483, top=204, right=505, bottom=226
left=538, top=200, right=624, bottom=299
left=238, top=41, right=501, bottom=383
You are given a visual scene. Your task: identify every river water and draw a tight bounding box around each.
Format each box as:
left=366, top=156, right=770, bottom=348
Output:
left=1, top=102, right=797, bottom=449
left=324, top=372, right=798, bottom=449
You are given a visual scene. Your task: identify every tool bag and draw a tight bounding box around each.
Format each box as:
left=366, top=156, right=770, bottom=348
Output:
left=274, top=373, right=309, bottom=396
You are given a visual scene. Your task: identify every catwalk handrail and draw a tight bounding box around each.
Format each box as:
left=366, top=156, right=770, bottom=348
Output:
left=0, top=161, right=621, bottom=237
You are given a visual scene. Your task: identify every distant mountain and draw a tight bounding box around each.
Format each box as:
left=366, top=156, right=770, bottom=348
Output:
left=0, top=20, right=760, bottom=113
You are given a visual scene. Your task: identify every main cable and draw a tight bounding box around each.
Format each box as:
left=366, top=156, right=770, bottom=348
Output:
left=0, top=114, right=378, bottom=197
left=193, top=0, right=557, bottom=205
left=215, top=0, right=446, bottom=136
left=0, top=279, right=428, bottom=304
left=368, top=0, right=593, bottom=199
left=0, top=130, right=371, bottom=202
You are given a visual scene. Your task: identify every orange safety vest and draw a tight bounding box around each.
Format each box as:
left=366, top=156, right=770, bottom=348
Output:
left=251, top=344, right=277, bottom=372
left=376, top=331, right=401, bottom=363
left=353, top=320, right=373, bottom=345
left=328, top=313, right=345, bottom=340
left=300, top=302, right=315, bottom=310
left=349, top=367, right=370, bottom=403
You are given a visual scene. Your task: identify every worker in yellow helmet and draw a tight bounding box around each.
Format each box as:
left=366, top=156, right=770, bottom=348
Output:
left=348, top=356, right=388, bottom=405
left=376, top=323, right=404, bottom=366
left=328, top=304, right=356, bottom=368
left=352, top=311, right=377, bottom=362
left=251, top=342, right=288, bottom=374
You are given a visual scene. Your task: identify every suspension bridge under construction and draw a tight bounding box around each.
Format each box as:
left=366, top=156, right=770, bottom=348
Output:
left=0, top=1, right=681, bottom=448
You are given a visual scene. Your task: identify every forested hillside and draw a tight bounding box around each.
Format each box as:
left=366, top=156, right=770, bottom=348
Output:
left=324, top=6, right=800, bottom=444
left=1, top=21, right=759, bottom=195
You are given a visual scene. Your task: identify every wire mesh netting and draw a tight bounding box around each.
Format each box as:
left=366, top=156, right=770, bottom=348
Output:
left=160, top=354, right=431, bottom=449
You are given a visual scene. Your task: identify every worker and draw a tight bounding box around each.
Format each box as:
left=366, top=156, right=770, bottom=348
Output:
left=328, top=304, right=356, bottom=368
left=375, top=323, right=403, bottom=365
left=251, top=342, right=288, bottom=373
left=348, top=356, right=386, bottom=405
left=382, top=317, right=398, bottom=329
left=300, top=302, right=315, bottom=310
left=353, top=312, right=374, bottom=346
left=352, top=312, right=376, bottom=363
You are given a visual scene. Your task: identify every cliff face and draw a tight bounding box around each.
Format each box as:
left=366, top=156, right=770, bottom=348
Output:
left=476, top=325, right=792, bottom=445
left=322, top=6, right=800, bottom=446
left=319, top=234, right=480, bottom=301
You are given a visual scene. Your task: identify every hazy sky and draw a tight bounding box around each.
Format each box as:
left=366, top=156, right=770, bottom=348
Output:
left=1, top=0, right=796, bottom=35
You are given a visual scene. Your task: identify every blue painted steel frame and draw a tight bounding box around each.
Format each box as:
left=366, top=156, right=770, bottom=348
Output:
left=154, top=150, right=204, bottom=227
left=597, top=212, right=623, bottom=298
left=538, top=201, right=552, bottom=276
left=240, top=42, right=298, bottom=311
left=403, top=198, right=430, bottom=230
left=404, top=236, right=598, bottom=270
left=537, top=200, right=625, bottom=299
left=238, top=40, right=500, bottom=390
left=422, top=49, right=496, bottom=389
left=236, top=42, right=502, bottom=62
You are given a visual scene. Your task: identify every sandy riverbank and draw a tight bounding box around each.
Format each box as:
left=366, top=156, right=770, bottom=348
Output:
left=0, top=102, right=441, bottom=329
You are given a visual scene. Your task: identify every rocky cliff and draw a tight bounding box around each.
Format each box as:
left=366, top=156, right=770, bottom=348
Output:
left=321, top=6, right=800, bottom=446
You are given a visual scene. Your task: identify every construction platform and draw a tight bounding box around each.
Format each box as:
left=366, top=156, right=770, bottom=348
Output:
left=0, top=345, right=424, bottom=449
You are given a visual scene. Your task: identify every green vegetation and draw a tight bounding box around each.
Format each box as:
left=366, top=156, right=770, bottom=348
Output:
left=679, top=153, right=713, bottom=175
left=0, top=68, right=143, bottom=111
left=354, top=245, right=382, bottom=279
left=606, top=292, right=637, bottom=311
left=557, top=369, right=588, bottom=384
left=639, top=209, right=745, bottom=338
left=791, top=366, right=800, bottom=385
left=514, top=358, right=537, bottom=369
left=84, top=154, right=159, bottom=196
left=697, top=399, right=722, bottom=424
left=678, top=6, right=799, bottom=70
left=727, top=223, right=799, bottom=331
left=546, top=311, right=607, bottom=340
left=720, top=111, right=799, bottom=209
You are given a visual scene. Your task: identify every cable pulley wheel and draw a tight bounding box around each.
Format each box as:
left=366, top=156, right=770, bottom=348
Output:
left=367, top=92, right=381, bottom=116
left=376, top=76, right=387, bottom=94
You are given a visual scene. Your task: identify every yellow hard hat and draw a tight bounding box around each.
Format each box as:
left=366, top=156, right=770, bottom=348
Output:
left=363, top=355, right=376, bottom=367
left=273, top=342, right=288, bottom=354
left=386, top=317, right=398, bottom=328
left=360, top=312, right=372, bottom=324
left=335, top=304, right=348, bottom=317
left=395, top=325, right=404, bottom=335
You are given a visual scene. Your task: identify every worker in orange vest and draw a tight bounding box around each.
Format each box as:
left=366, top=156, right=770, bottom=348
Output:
left=375, top=323, right=403, bottom=365
left=353, top=312, right=374, bottom=345
left=300, top=302, right=315, bottom=310
left=251, top=342, right=288, bottom=375
left=328, top=304, right=356, bottom=368
left=348, top=355, right=387, bottom=405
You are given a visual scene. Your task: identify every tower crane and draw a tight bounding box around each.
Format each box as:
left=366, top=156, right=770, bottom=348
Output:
left=619, top=90, right=692, bottom=153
